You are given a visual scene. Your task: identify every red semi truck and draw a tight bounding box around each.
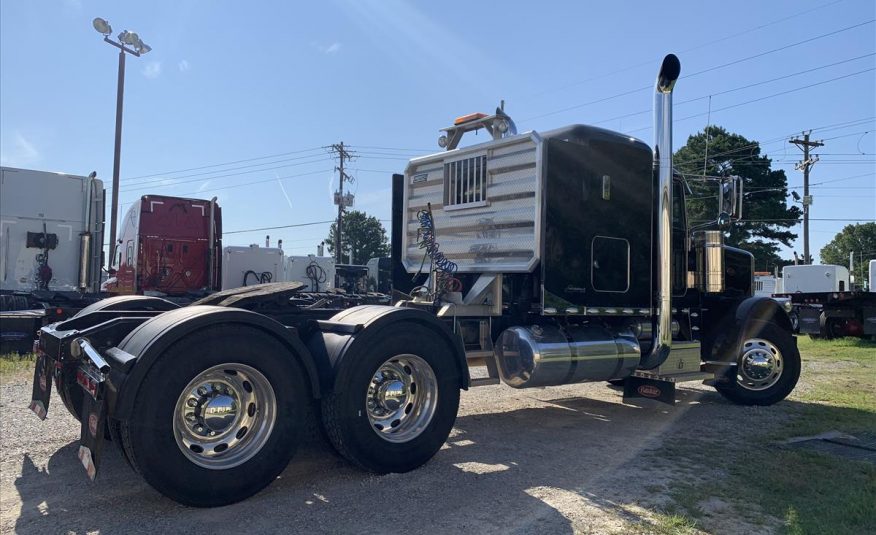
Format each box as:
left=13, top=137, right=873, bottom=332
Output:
left=104, top=195, right=222, bottom=297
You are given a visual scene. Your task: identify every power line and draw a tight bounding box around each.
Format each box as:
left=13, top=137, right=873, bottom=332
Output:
left=626, top=67, right=876, bottom=135
left=347, top=145, right=433, bottom=153
left=114, top=153, right=333, bottom=190
left=522, top=19, right=875, bottom=122
left=117, top=156, right=331, bottom=193
left=225, top=220, right=336, bottom=235
left=521, top=0, right=845, bottom=99
left=691, top=218, right=874, bottom=223
left=587, top=53, right=876, bottom=129
left=121, top=146, right=324, bottom=181
left=158, top=169, right=332, bottom=197
left=685, top=19, right=874, bottom=79
left=671, top=119, right=875, bottom=170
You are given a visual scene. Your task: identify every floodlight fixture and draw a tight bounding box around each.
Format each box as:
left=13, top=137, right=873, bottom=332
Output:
left=93, top=17, right=112, bottom=36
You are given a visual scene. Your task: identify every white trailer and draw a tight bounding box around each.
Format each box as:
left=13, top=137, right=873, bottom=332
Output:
left=781, top=264, right=851, bottom=293
left=870, top=260, right=876, bottom=292
left=0, top=167, right=104, bottom=295
left=221, top=245, right=285, bottom=290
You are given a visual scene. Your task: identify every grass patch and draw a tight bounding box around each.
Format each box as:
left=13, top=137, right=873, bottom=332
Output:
left=0, top=353, right=36, bottom=376
left=632, top=512, right=700, bottom=535
left=662, top=336, right=876, bottom=534
left=790, top=336, right=876, bottom=437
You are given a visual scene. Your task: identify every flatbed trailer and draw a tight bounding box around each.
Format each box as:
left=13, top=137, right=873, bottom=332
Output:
left=773, top=290, right=876, bottom=339
left=28, top=55, right=801, bottom=507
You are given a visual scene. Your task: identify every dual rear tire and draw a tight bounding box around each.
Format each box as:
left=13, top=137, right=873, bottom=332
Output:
left=113, top=314, right=461, bottom=506
left=321, top=322, right=461, bottom=473
left=117, top=323, right=307, bottom=507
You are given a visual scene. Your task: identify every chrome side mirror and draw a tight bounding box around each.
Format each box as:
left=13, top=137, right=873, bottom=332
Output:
left=718, top=175, right=743, bottom=225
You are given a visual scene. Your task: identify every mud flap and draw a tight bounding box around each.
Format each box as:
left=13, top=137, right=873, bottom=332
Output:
left=77, top=381, right=107, bottom=481
left=623, top=376, right=676, bottom=405
left=28, top=352, right=53, bottom=420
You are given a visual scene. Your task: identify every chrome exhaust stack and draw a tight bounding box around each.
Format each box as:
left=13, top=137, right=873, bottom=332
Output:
left=640, top=54, right=681, bottom=369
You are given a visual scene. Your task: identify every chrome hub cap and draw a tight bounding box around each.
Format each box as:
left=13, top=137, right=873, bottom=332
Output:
left=173, top=363, right=277, bottom=469
left=737, top=338, right=783, bottom=391
left=366, top=354, right=438, bottom=443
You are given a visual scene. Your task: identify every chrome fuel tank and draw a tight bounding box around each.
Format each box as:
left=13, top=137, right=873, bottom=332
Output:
left=494, top=324, right=640, bottom=388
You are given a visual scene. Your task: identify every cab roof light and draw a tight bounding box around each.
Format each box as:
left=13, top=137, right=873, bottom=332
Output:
left=454, top=112, right=488, bottom=125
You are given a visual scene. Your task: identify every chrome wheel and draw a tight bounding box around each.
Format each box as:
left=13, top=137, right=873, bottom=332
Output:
left=737, top=338, right=784, bottom=391
left=366, top=354, right=438, bottom=443
left=172, top=363, right=277, bottom=469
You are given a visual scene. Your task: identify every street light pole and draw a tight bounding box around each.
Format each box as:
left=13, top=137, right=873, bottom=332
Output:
left=109, top=48, right=126, bottom=269
left=92, top=18, right=151, bottom=270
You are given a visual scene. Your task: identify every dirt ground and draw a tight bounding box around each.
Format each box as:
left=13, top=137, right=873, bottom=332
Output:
left=1, top=369, right=788, bottom=535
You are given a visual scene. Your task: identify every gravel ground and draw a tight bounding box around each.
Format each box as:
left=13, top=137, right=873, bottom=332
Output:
left=1, top=370, right=782, bottom=535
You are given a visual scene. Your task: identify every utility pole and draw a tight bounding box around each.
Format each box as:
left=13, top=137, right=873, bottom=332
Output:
left=789, top=132, right=823, bottom=265
left=328, top=142, right=355, bottom=263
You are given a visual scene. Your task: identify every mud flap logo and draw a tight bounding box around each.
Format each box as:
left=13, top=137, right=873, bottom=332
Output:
left=637, top=385, right=662, bottom=398
left=88, top=413, right=99, bottom=437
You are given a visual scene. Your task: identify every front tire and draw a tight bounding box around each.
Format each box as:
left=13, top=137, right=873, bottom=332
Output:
left=715, top=321, right=800, bottom=406
left=118, top=324, right=307, bottom=507
left=321, top=322, right=460, bottom=473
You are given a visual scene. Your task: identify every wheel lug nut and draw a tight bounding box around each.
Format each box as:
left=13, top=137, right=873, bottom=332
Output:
left=197, top=386, right=208, bottom=396
left=185, top=413, right=196, bottom=422
left=187, top=398, right=197, bottom=407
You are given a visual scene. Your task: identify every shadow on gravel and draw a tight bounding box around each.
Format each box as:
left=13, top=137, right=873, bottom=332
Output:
left=15, top=387, right=864, bottom=534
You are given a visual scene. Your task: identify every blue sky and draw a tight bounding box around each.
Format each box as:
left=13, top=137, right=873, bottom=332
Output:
left=1, top=0, right=874, bottom=264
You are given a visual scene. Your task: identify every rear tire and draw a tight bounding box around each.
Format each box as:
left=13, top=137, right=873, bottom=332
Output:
left=715, top=321, right=800, bottom=406
left=118, top=324, right=307, bottom=507
left=57, top=296, right=179, bottom=422
left=321, top=322, right=460, bottom=473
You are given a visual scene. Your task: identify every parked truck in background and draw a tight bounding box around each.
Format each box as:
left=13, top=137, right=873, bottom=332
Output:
left=1, top=167, right=105, bottom=299
left=103, top=195, right=222, bottom=297
left=774, top=263, right=876, bottom=339
left=285, top=254, right=336, bottom=292
left=0, top=167, right=105, bottom=351
left=28, top=55, right=801, bottom=508
left=366, top=256, right=392, bottom=293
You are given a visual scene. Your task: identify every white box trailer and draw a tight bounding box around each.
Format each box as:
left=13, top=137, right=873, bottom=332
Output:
left=284, top=255, right=335, bottom=292
left=220, top=245, right=285, bottom=290
left=870, top=260, right=876, bottom=292
left=0, top=167, right=104, bottom=294
left=781, top=264, right=850, bottom=293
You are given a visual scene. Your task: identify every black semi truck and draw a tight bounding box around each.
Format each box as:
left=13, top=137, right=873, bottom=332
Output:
left=28, top=55, right=799, bottom=507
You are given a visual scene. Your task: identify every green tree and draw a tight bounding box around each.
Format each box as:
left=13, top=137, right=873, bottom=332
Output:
left=674, top=126, right=801, bottom=272
left=820, top=223, right=876, bottom=289
left=326, top=210, right=389, bottom=265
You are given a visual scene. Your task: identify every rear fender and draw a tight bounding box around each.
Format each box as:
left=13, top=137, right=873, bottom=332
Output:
left=306, top=305, right=470, bottom=393
left=112, top=306, right=324, bottom=420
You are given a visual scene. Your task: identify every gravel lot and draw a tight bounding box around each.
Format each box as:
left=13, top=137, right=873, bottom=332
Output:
left=1, top=370, right=781, bottom=534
